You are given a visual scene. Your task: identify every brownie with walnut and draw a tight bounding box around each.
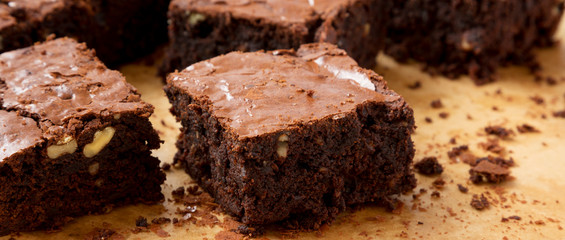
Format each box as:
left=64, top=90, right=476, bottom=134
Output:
left=165, top=43, right=416, bottom=228
left=0, top=0, right=170, bottom=66
left=161, top=0, right=388, bottom=75
left=0, top=38, right=165, bottom=235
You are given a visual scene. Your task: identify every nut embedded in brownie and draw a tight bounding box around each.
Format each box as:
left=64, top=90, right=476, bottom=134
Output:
left=0, top=38, right=165, bottom=235
left=165, top=43, right=416, bottom=228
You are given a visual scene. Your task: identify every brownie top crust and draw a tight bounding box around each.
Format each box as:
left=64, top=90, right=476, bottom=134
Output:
left=171, top=0, right=351, bottom=25
left=0, top=38, right=153, bottom=161
left=0, top=37, right=149, bottom=126
left=0, top=0, right=64, bottom=25
left=0, top=110, right=42, bottom=160
left=168, top=43, right=399, bottom=139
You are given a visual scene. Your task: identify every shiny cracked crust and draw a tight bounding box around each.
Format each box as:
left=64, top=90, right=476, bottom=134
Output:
left=167, top=43, right=403, bottom=139
left=0, top=37, right=154, bottom=162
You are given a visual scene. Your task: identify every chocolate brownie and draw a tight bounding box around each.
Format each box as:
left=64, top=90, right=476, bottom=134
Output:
left=161, top=0, right=388, bottom=75
left=165, top=43, right=416, bottom=228
left=0, top=0, right=170, bottom=66
left=386, top=0, right=564, bottom=85
left=0, top=38, right=165, bottom=235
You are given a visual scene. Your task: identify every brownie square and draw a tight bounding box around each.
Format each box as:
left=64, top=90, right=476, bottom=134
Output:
left=0, top=0, right=170, bottom=66
left=0, top=38, right=165, bottom=234
left=165, top=43, right=416, bottom=228
left=386, top=0, right=564, bottom=85
left=161, top=0, right=388, bottom=75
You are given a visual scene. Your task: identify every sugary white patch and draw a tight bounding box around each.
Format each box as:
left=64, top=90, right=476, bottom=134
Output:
left=308, top=0, right=315, bottom=7
left=314, top=57, right=375, bottom=91
left=185, top=65, right=195, bottom=71
left=218, top=79, right=234, bottom=101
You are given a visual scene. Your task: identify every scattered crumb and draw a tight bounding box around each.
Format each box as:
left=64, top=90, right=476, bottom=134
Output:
left=161, top=163, right=171, bottom=171
left=414, top=157, right=444, bottom=176
left=431, top=191, right=441, bottom=198
left=449, top=137, right=457, bottom=144
left=447, top=145, right=475, bottom=163
left=425, top=117, right=433, bottom=123
left=432, top=178, right=446, bottom=189
left=469, top=161, right=510, bottom=184
left=457, top=184, right=469, bottom=193
left=407, top=81, right=422, bottom=89
left=470, top=194, right=490, bottom=210
left=553, top=110, right=565, bottom=118
left=516, top=124, right=540, bottom=133
left=484, top=126, right=514, bottom=139
left=151, top=217, right=171, bottom=225
left=136, top=216, right=148, bottom=228
left=172, top=187, right=185, bottom=199
left=430, top=99, right=443, bottom=108
left=478, top=138, right=505, bottom=154
left=439, top=112, right=449, bottom=119
left=529, top=95, right=545, bottom=105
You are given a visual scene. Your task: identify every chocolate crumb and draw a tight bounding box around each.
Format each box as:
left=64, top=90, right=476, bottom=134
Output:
left=535, top=220, right=545, bottom=225
left=517, top=124, right=540, bottom=133
left=449, top=138, right=457, bottom=144
left=306, top=89, right=315, bottom=97
left=172, top=187, right=185, bottom=199
left=457, top=184, right=469, bottom=193
left=151, top=217, right=171, bottom=225
left=470, top=194, right=490, bottom=210
left=414, top=157, right=444, bottom=176
left=529, top=95, right=545, bottom=105
left=417, top=221, right=423, bottom=225
left=439, top=112, right=449, bottom=119
left=135, top=216, right=148, bottom=228
left=553, top=110, right=565, bottom=118
left=546, top=76, right=557, bottom=85
left=478, top=138, right=504, bottom=154
left=484, top=126, right=514, bottom=139
left=430, top=99, right=443, bottom=108
left=425, top=117, right=433, bottom=123
left=161, top=163, right=171, bottom=171
left=508, top=215, right=521, bottom=220
left=431, top=191, right=440, bottom=198
left=432, top=178, right=445, bottom=189
left=407, top=81, right=422, bottom=89
left=469, top=161, right=510, bottom=184
left=172, top=218, right=179, bottom=224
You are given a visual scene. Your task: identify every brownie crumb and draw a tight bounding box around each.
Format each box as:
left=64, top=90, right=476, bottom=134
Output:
left=432, top=178, right=446, bottom=189
left=161, top=163, right=171, bottom=171
left=425, top=117, right=433, bottom=123
left=430, top=99, right=443, bottom=108
left=235, top=225, right=264, bottom=237
left=449, top=137, right=457, bottom=144
left=517, top=124, right=540, bottom=133
left=417, top=221, right=423, bottom=225
left=151, top=217, right=172, bottom=225
left=473, top=156, right=515, bottom=168
left=447, top=145, right=475, bottom=163
left=529, top=95, right=545, bottom=105
left=546, top=76, right=558, bottom=85
left=484, top=126, right=514, bottom=139
left=172, top=187, right=185, bottom=199
left=407, top=81, right=422, bottom=89
left=508, top=215, right=521, bottom=220
left=439, top=112, right=449, bottom=119
left=306, top=89, right=315, bottom=97
left=414, top=157, right=444, bottom=176
left=553, top=110, right=565, bottom=118
left=469, top=161, right=510, bottom=184
left=535, top=220, right=546, bottom=225
left=186, top=185, right=201, bottom=195
left=136, top=216, right=149, bottom=228
left=478, top=138, right=504, bottom=154
left=457, top=184, right=469, bottom=193
left=470, top=194, right=490, bottom=210
left=431, top=191, right=441, bottom=198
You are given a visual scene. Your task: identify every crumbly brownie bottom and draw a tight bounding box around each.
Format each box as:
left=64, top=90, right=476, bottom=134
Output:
left=0, top=116, right=165, bottom=234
